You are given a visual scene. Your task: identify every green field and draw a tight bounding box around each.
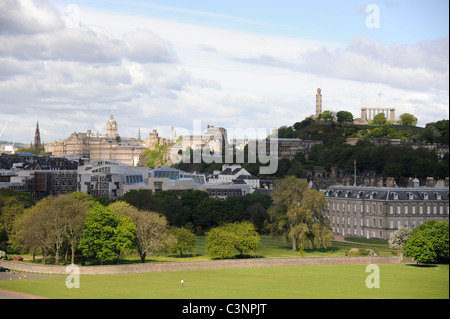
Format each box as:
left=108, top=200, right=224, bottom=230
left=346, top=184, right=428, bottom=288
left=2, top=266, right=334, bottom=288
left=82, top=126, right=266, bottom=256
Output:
left=0, top=264, right=448, bottom=299
left=1, top=237, right=448, bottom=299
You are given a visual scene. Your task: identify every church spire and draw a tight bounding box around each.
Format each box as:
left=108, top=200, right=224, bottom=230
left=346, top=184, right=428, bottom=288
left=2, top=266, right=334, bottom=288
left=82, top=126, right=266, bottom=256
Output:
left=34, top=121, right=41, bottom=147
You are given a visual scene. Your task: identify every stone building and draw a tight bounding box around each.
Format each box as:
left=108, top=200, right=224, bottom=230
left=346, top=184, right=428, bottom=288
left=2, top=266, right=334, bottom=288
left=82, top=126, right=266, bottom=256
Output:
left=45, top=115, right=145, bottom=166
left=324, top=180, right=449, bottom=240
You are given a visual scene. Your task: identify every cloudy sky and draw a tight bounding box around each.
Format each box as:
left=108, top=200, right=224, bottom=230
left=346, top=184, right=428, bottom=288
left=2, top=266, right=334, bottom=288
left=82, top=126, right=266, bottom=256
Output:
left=0, top=0, right=448, bottom=144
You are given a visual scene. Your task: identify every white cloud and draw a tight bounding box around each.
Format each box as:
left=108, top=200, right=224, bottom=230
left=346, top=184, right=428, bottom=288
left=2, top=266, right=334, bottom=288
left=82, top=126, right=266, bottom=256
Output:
left=0, top=0, right=448, bottom=144
left=0, top=0, right=62, bottom=34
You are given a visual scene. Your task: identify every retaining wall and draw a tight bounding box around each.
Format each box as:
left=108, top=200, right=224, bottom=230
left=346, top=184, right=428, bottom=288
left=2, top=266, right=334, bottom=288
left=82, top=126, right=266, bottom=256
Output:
left=0, top=255, right=402, bottom=275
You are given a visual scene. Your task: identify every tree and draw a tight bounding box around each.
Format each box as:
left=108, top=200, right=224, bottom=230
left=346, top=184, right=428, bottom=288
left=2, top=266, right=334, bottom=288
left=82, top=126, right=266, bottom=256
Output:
left=269, top=176, right=333, bottom=251
left=399, top=113, right=418, bottom=126
left=336, top=111, right=354, bottom=124
left=206, top=221, right=260, bottom=259
left=403, top=220, right=449, bottom=264
left=403, top=233, right=436, bottom=264
left=369, top=113, right=387, bottom=126
left=109, top=201, right=174, bottom=263
left=168, top=226, right=197, bottom=257
left=388, top=227, right=412, bottom=250
left=63, top=194, right=93, bottom=264
left=317, top=110, right=336, bottom=123
left=12, top=197, right=54, bottom=264
left=122, top=189, right=156, bottom=211
left=79, top=203, right=136, bottom=264
left=245, top=203, right=269, bottom=233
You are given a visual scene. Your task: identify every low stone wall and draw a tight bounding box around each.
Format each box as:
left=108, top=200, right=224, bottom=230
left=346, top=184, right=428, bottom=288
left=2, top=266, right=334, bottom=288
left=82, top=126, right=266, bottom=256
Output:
left=1, top=255, right=402, bottom=275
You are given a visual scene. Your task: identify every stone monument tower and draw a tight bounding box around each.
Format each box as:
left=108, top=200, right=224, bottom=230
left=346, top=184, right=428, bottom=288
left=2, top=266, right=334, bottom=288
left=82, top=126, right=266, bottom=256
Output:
left=315, top=88, right=322, bottom=118
left=34, top=121, right=41, bottom=147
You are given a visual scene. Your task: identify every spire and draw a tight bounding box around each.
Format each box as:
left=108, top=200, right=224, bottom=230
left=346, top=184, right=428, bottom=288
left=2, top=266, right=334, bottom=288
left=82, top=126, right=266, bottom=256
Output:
left=34, top=121, right=41, bottom=147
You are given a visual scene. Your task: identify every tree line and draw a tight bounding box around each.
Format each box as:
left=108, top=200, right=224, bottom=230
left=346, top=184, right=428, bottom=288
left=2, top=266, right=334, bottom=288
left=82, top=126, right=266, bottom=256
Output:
left=1, top=176, right=334, bottom=264
left=121, top=189, right=273, bottom=234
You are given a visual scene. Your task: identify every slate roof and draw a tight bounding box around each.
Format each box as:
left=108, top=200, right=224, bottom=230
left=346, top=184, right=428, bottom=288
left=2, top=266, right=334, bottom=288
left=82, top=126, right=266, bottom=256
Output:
left=324, top=185, right=449, bottom=202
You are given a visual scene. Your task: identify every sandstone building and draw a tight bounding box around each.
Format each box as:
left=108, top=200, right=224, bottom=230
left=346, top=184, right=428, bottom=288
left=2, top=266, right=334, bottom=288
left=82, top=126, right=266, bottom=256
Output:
left=45, top=115, right=146, bottom=166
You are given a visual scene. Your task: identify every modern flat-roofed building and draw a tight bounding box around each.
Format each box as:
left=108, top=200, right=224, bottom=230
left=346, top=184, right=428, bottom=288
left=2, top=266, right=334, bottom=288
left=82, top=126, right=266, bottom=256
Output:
left=324, top=179, right=449, bottom=240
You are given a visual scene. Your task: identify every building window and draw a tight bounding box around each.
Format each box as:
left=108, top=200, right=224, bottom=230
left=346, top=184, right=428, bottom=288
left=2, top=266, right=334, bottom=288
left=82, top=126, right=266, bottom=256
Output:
left=397, top=206, right=401, bottom=214
left=404, top=206, right=408, bottom=215
left=390, top=206, right=393, bottom=215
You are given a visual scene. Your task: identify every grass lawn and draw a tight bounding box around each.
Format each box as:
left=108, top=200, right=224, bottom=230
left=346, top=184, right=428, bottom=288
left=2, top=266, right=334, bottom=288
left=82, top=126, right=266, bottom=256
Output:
left=28, top=236, right=394, bottom=265
left=0, top=264, right=448, bottom=299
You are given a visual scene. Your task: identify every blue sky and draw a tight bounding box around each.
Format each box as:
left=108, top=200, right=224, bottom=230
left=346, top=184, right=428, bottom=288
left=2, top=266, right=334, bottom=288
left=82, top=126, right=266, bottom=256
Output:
left=0, top=0, right=448, bottom=143
left=53, top=0, right=448, bottom=45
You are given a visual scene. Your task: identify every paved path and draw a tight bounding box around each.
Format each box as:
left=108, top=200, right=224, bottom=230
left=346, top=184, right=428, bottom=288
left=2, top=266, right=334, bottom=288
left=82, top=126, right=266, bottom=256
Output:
left=0, top=288, right=47, bottom=299
left=0, top=271, right=55, bottom=299
left=333, top=235, right=389, bottom=246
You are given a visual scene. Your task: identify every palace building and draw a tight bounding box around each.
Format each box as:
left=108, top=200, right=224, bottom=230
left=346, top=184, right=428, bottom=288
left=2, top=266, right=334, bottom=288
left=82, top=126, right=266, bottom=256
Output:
left=324, top=179, right=449, bottom=240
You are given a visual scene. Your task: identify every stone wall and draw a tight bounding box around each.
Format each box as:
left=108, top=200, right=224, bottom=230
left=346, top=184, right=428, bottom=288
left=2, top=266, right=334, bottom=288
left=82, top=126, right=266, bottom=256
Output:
left=1, top=255, right=402, bottom=275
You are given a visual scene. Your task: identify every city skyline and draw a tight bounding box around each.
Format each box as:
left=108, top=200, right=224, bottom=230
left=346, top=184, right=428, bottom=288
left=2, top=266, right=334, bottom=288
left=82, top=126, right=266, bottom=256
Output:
left=0, top=0, right=448, bottom=144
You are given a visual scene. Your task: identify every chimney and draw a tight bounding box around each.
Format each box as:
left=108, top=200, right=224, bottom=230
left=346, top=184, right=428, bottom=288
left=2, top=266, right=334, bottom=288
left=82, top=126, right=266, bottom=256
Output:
left=386, top=177, right=395, bottom=188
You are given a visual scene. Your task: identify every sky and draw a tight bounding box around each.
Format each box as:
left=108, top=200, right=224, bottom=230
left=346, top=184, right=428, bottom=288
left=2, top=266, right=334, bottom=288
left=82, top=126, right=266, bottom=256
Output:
left=0, top=0, right=448, bottom=144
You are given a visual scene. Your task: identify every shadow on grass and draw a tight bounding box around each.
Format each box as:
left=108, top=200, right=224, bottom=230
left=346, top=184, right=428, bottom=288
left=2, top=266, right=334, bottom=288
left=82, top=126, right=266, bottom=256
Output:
left=405, top=263, right=439, bottom=268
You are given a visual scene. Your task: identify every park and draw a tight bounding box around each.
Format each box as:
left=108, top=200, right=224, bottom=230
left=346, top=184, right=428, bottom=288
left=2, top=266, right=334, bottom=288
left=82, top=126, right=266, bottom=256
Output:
left=0, top=236, right=448, bottom=299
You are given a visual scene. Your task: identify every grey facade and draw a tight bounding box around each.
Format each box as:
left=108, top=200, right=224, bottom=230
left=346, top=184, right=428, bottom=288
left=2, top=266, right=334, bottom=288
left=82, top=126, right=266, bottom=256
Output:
left=324, top=183, right=449, bottom=240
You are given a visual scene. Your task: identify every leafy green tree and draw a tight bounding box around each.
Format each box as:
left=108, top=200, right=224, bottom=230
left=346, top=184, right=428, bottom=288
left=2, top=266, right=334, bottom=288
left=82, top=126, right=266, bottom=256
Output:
left=403, top=220, right=449, bottom=264
left=109, top=201, right=174, bottom=263
left=12, top=197, right=54, bottom=264
left=403, top=233, right=436, bottom=264
left=369, top=113, right=387, bottom=126
left=158, top=195, right=191, bottom=227
left=192, top=197, right=225, bottom=231
left=245, top=203, right=269, bottom=233
left=79, top=203, right=136, bottom=264
left=168, top=226, right=197, bottom=257
left=122, top=189, right=156, bottom=211
left=181, top=189, right=209, bottom=213
left=399, top=113, right=418, bottom=126
left=269, top=176, right=332, bottom=251
left=317, top=110, right=336, bottom=123
left=206, top=221, right=260, bottom=259
left=336, top=111, right=354, bottom=124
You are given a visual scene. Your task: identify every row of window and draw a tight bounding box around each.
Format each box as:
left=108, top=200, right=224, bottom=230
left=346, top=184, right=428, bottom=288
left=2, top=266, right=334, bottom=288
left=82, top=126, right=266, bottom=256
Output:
left=326, top=190, right=444, bottom=200
left=330, top=215, right=427, bottom=229
left=332, top=218, right=433, bottom=239
left=328, top=201, right=449, bottom=216
left=125, top=175, right=144, bottom=184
